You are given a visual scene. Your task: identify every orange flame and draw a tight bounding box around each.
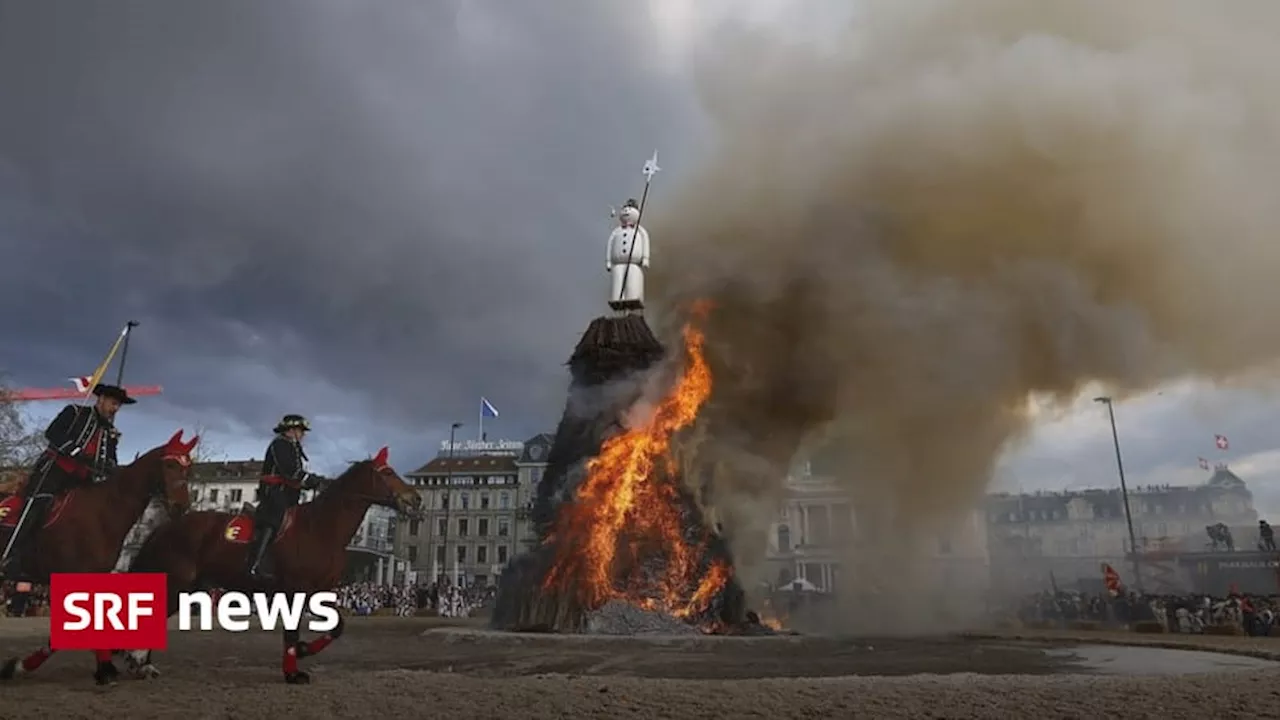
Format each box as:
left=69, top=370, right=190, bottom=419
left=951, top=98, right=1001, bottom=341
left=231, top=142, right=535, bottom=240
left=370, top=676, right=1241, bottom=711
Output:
left=542, top=303, right=728, bottom=620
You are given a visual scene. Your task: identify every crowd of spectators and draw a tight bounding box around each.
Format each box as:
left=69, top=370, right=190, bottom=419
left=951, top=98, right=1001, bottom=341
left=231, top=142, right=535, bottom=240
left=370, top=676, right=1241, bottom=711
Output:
left=1010, top=589, right=1280, bottom=636
left=3, top=580, right=500, bottom=619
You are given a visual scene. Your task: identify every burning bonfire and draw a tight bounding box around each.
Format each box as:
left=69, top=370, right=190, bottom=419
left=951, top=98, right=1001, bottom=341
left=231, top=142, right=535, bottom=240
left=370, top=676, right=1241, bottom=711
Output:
left=492, top=305, right=776, bottom=635
left=541, top=307, right=733, bottom=626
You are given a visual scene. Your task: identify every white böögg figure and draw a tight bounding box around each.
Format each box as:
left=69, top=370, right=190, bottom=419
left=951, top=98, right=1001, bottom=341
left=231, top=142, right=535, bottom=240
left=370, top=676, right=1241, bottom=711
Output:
left=607, top=198, right=649, bottom=311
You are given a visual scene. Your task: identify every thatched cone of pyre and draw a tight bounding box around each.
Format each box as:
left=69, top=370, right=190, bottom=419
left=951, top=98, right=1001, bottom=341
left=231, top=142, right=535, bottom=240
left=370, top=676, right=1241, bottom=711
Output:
left=490, top=313, right=752, bottom=633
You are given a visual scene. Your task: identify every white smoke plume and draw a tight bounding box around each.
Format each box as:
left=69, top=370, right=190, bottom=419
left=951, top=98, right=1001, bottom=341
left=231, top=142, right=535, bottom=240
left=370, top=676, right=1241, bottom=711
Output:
left=648, top=0, right=1280, bottom=627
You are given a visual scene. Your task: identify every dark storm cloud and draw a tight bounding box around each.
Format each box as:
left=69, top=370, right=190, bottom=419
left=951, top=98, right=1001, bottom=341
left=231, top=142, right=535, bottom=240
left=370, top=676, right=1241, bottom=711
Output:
left=0, top=0, right=703, bottom=457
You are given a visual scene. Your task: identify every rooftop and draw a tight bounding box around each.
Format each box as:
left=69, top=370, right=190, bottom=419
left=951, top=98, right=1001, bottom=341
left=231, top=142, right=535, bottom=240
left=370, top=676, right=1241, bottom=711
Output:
left=409, top=454, right=519, bottom=476
left=191, top=459, right=261, bottom=484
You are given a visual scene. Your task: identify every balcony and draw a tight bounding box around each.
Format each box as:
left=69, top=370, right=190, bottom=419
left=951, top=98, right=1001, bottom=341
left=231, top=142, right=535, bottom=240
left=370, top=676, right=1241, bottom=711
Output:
left=346, top=532, right=395, bottom=556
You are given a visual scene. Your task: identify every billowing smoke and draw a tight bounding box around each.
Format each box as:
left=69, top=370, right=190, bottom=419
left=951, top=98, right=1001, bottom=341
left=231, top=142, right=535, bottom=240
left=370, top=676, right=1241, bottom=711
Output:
left=648, top=0, right=1280, bottom=626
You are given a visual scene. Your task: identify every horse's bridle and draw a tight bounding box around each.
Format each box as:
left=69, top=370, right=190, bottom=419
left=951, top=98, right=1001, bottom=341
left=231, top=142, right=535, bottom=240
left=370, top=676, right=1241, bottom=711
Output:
left=157, top=452, right=193, bottom=511
left=330, top=463, right=407, bottom=508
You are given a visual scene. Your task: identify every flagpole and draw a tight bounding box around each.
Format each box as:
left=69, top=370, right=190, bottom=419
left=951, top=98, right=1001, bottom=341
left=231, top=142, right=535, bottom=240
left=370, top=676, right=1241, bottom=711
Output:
left=80, top=323, right=131, bottom=404
left=478, top=400, right=484, bottom=443
left=114, top=321, right=140, bottom=386
left=617, top=151, right=660, bottom=304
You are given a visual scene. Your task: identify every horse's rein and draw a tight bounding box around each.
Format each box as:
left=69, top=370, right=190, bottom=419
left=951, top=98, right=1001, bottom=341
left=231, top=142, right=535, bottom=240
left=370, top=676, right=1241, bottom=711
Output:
left=315, top=465, right=403, bottom=507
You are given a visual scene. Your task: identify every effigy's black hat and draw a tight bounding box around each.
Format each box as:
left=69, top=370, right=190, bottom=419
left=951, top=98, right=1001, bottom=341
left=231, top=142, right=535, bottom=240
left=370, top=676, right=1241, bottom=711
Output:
left=92, top=384, right=136, bottom=405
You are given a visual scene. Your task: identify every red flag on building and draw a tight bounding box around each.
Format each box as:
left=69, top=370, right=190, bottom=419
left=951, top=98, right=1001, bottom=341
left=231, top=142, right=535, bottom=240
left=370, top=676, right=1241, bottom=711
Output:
left=1215, top=434, right=1229, bottom=450
left=1198, top=457, right=1210, bottom=470
left=1102, top=563, right=1123, bottom=596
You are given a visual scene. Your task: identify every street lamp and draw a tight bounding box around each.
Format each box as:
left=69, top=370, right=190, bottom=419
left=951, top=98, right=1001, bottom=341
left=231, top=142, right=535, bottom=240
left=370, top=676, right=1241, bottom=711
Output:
left=446, top=422, right=462, bottom=587
left=1094, top=396, right=1143, bottom=592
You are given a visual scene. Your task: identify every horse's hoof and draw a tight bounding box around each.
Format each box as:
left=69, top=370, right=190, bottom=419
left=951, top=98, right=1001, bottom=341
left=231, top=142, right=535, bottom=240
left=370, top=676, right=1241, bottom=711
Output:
left=0, top=658, right=17, bottom=681
left=94, top=663, right=120, bottom=686
left=284, top=671, right=311, bottom=685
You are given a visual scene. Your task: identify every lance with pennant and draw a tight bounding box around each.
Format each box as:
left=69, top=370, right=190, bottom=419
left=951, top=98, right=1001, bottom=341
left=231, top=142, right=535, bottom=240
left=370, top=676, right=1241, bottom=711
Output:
left=1, top=322, right=133, bottom=570
left=617, top=150, right=661, bottom=304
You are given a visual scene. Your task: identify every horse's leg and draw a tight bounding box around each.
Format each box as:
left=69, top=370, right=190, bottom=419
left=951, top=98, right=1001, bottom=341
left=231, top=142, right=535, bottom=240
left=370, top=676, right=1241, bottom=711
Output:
left=281, top=627, right=309, bottom=685
left=92, top=649, right=119, bottom=685
left=0, top=637, right=56, bottom=681
left=295, top=612, right=344, bottom=660
left=118, top=577, right=187, bottom=679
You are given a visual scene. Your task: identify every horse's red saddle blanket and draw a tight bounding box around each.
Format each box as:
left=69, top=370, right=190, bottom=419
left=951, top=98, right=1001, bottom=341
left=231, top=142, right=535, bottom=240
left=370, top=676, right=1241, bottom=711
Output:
left=0, top=493, right=73, bottom=529
left=221, top=508, right=296, bottom=545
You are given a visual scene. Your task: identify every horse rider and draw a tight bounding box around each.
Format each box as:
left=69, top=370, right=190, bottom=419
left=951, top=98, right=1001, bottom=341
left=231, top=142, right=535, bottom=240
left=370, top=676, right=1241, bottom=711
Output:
left=1, top=383, right=133, bottom=579
left=247, top=414, right=329, bottom=580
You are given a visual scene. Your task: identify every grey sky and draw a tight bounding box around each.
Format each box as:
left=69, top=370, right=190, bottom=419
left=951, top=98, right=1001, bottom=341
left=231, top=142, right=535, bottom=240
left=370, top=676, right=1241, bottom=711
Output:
left=2, top=0, right=1278, bottom=512
left=0, top=0, right=706, bottom=468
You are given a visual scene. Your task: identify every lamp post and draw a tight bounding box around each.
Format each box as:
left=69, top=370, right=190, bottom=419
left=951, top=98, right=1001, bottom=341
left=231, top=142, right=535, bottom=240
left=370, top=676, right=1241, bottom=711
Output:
left=445, top=422, right=462, bottom=587
left=1094, top=396, right=1143, bottom=592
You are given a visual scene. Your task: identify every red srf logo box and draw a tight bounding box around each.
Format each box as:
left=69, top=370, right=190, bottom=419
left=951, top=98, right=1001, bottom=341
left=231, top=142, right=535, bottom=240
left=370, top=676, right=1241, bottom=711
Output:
left=49, top=573, right=168, bottom=651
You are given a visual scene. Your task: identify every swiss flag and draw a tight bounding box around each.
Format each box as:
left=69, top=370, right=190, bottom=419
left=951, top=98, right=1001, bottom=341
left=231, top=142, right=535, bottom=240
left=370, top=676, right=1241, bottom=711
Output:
left=1198, top=457, right=1210, bottom=470
left=1215, top=434, right=1230, bottom=450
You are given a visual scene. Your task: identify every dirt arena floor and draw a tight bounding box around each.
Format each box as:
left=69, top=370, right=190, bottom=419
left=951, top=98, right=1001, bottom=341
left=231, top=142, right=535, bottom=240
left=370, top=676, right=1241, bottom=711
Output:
left=3, top=617, right=1280, bottom=719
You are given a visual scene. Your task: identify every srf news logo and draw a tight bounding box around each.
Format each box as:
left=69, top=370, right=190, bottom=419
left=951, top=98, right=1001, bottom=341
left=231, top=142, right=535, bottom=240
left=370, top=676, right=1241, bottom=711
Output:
left=49, top=573, right=340, bottom=651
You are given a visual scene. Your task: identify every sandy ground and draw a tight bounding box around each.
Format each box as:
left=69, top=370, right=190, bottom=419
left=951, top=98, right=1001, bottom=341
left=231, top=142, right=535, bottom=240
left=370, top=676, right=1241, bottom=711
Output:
left=1, top=617, right=1280, bottom=719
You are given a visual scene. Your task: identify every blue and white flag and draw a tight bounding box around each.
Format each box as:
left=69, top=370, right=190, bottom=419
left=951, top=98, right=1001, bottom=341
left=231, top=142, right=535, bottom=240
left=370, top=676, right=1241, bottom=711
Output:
left=478, top=396, right=499, bottom=442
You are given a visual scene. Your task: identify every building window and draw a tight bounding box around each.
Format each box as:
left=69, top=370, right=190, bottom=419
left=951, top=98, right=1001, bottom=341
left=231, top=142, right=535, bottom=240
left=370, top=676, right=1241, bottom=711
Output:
left=458, top=519, right=469, bottom=536
left=461, top=492, right=471, bottom=510
left=435, top=545, right=446, bottom=564
left=498, top=518, right=510, bottom=537
left=407, top=546, right=418, bottom=563
left=530, top=467, right=543, bottom=486
left=777, top=567, right=794, bottom=586
left=777, top=525, right=791, bottom=552
left=437, top=518, right=447, bottom=536
left=480, top=493, right=490, bottom=510
left=456, top=545, right=467, bottom=563
left=229, top=489, right=242, bottom=503
left=497, top=545, right=508, bottom=564
left=477, top=546, right=488, bottom=564
left=500, top=492, right=511, bottom=509
left=440, top=492, right=449, bottom=509
left=191, top=489, right=201, bottom=503
left=209, top=489, right=219, bottom=502
left=409, top=519, right=420, bottom=537
left=478, top=518, right=490, bottom=536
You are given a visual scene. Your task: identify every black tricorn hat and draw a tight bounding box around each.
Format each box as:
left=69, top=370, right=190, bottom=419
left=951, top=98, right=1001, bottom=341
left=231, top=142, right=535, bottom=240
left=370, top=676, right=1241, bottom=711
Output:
left=92, top=383, right=136, bottom=405
left=273, top=414, right=311, bottom=434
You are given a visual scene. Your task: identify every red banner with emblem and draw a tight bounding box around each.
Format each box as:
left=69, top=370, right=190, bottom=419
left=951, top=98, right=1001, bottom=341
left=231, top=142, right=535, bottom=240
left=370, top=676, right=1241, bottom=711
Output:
left=1102, top=563, right=1122, bottom=596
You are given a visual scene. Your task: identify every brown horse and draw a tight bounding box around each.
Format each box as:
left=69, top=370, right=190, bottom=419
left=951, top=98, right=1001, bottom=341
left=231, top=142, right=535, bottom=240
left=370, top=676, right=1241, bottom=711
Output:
left=123, top=446, right=421, bottom=684
left=0, top=430, right=198, bottom=685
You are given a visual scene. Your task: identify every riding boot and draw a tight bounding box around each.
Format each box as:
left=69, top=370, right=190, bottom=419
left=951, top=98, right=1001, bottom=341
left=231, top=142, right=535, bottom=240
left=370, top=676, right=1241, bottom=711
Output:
left=246, top=526, right=276, bottom=581
left=1, top=496, right=51, bottom=581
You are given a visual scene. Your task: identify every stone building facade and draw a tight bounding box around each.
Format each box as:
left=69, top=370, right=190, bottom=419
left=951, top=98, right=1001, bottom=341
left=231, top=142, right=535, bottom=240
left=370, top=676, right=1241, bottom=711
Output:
left=396, top=433, right=551, bottom=587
